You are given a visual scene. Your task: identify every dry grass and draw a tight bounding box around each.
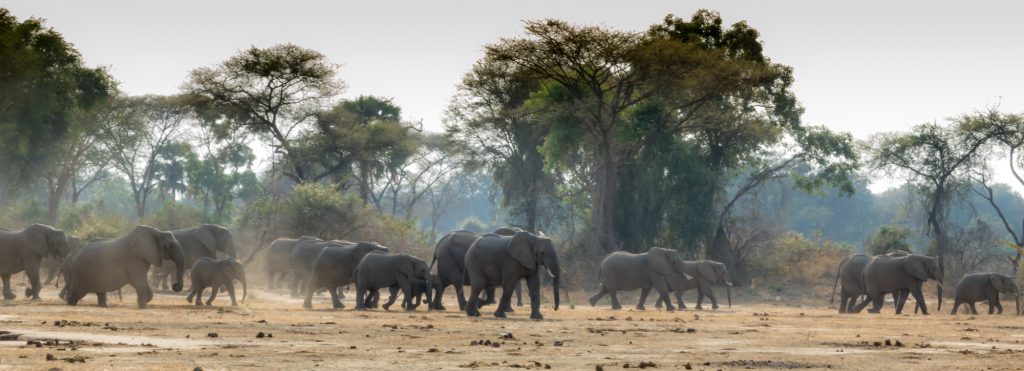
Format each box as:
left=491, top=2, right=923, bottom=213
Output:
left=1, top=282, right=1023, bottom=370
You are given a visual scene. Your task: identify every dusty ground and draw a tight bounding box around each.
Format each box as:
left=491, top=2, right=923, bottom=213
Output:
left=1, top=284, right=1023, bottom=370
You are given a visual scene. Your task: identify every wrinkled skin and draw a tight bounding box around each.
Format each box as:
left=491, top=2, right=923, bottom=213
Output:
left=588, top=247, right=693, bottom=311
left=42, top=236, right=83, bottom=286
left=354, top=253, right=429, bottom=311
left=62, top=225, right=184, bottom=308
left=464, top=231, right=560, bottom=320
left=0, top=224, right=70, bottom=300
left=151, top=224, right=237, bottom=290
left=427, top=228, right=523, bottom=311
left=950, top=272, right=1020, bottom=315
left=265, top=236, right=320, bottom=290
left=303, top=242, right=389, bottom=309
left=291, top=239, right=352, bottom=297
left=830, top=252, right=919, bottom=314
left=851, top=253, right=943, bottom=315
left=186, top=257, right=247, bottom=307
left=653, top=260, right=732, bottom=310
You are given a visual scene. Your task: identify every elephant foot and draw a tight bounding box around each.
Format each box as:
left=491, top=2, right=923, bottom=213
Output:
left=383, top=304, right=391, bottom=311
left=516, top=302, right=523, bottom=307
left=302, top=302, right=313, bottom=309
left=610, top=304, right=622, bottom=310
left=712, top=304, right=720, bottom=310
left=664, top=305, right=676, bottom=312
left=195, top=302, right=202, bottom=306
left=231, top=303, right=239, bottom=307
left=431, top=304, right=446, bottom=311
left=695, top=306, right=704, bottom=311
left=504, top=306, right=515, bottom=313
left=530, top=312, right=544, bottom=320
left=206, top=302, right=213, bottom=306
left=3, top=293, right=15, bottom=300
left=355, top=306, right=367, bottom=311
left=636, top=305, right=646, bottom=311
left=493, top=310, right=507, bottom=318
left=588, top=297, right=598, bottom=307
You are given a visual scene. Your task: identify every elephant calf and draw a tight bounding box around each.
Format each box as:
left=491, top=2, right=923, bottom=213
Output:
left=653, top=260, right=731, bottom=310
left=354, top=253, right=429, bottom=311
left=186, top=257, right=247, bottom=307
left=950, top=272, right=1019, bottom=315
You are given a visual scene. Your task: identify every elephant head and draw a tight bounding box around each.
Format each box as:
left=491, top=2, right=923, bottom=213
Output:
left=26, top=224, right=71, bottom=259
left=989, top=273, right=1020, bottom=315
left=218, top=258, right=247, bottom=302
left=353, top=241, right=390, bottom=261
left=905, top=254, right=943, bottom=311
left=198, top=224, right=236, bottom=258
left=131, top=225, right=185, bottom=292
left=699, top=261, right=732, bottom=307
left=508, top=231, right=561, bottom=310
left=647, top=247, right=694, bottom=282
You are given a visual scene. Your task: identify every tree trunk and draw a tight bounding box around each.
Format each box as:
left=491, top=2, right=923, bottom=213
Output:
left=46, top=185, right=61, bottom=226
left=591, top=148, right=619, bottom=253
left=706, top=224, right=751, bottom=287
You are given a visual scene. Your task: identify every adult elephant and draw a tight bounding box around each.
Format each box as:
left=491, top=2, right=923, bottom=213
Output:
left=265, top=236, right=320, bottom=289
left=851, top=253, right=943, bottom=314
left=291, top=239, right=353, bottom=298
left=829, top=254, right=871, bottom=313
left=302, top=241, right=389, bottom=309
left=654, top=260, right=732, bottom=310
left=427, top=228, right=523, bottom=311
left=588, top=247, right=693, bottom=311
left=464, top=231, right=560, bottom=319
left=0, top=224, right=71, bottom=300
left=950, top=272, right=1020, bottom=315
left=62, top=225, right=184, bottom=308
left=354, top=253, right=429, bottom=311
left=151, top=224, right=236, bottom=289
left=42, top=235, right=83, bottom=286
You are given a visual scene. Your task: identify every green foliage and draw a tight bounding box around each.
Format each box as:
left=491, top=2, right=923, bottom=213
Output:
left=240, top=183, right=365, bottom=240
left=58, top=203, right=131, bottom=240
left=144, top=201, right=204, bottom=230
left=0, top=9, right=112, bottom=185
left=748, top=232, right=852, bottom=288
left=457, top=217, right=491, bottom=233
left=186, top=141, right=259, bottom=224
left=866, top=225, right=912, bottom=255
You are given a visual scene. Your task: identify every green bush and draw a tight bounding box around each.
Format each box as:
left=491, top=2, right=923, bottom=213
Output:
left=866, top=225, right=911, bottom=255
left=144, top=201, right=204, bottom=230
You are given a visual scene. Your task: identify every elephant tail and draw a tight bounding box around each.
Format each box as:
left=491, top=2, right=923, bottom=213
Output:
left=428, top=234, right=446, bottom=276
left=830, top=255, right=847, bottom=304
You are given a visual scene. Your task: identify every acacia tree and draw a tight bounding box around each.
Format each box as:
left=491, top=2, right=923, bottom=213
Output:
left=183, top=44, right=344, bottom=183
left=869, top=119, right=998, bottom=278
left=42, top=98, right=116, bottom=225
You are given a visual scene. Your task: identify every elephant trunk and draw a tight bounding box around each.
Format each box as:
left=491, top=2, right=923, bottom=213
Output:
left=546, top=252, right=560, bottom=311
left=170, top=244, right=185, bottom=292
left=936, top=281, right=942, bottom=313
left=425, top=276, right=433, bottom=309
left=727, top=283, right=732, bottom=308
left=1014, top=284, right=1020, bottom=315
left=240, top=274, right=248, bottom=303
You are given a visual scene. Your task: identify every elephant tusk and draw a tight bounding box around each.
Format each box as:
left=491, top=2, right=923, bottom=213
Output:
left=725, top=281, right=733, bottom=287
left=935, top=281, right=944, bottom=289
left=684, top=273, right=694, bottom=281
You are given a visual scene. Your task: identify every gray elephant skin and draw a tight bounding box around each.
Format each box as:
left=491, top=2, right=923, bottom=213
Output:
left=151, top=224, right=236, bottom=289
left=354, top=253, right=429, bottom=311
left=427, top=228, right=524, bottom=311
left=464, top=231, right=560, bottom=319
left=0, top=224, right=71, bottom=300
left=851, top=253, right=943, bottom=314
left=291, top=238, right=351, bottom=297
left=265, top=235, right=320, bottom=289
left=950, top=272, right=1019, bottom=315
left=186, top=257, right=247, bottom=306
left=62, top=225, right=185, bottom=308
left=588, top=247, right=693, bottom=311
left=303, top=241, right=389, bottom=309
left=654, top=260, right=732, bottom=310
left=830, top=252, right=923, bottom=314
left=42, top=235, right=83, bottom=286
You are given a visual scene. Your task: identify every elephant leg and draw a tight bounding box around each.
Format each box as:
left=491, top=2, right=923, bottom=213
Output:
left=655, top=295, right=664, bottom=309
left=865, top=292, right=884, bottom=314
left=194, top=287, right=205, bottom=306
left=893, top=291, right=904, bottom=315
left=677, top=292, right=687, bottom=310
left=329, top=286, right=344, bottom=309
left=702, top=283, right=719, bottom=310
left=1, top=274, right=15, bottom=300
left=526, top=274, right=543, bottom=320
left=609, top=289, right=623, bottom=310
left=355, top=282, right=368, bottom=311
left=206, top=285, right=220, bottom=306
left=910, top=288, right=928, bottom=315
left=950, top=300, right=961, bottom=315
left=226, top=282, right=238, bottom=307
left=24, top=263, right=41, bottom=300
left=636, top=287, right=651, bottom=310
left=186, top=284, right=196, bottom=303
left=969, top=302, right=979, bottom=314
left=289, top=273, right=301, bottom=298
left=128, top=267, right=153, bottom=309
left=302, top=276, right=317, bottom=309
left=384, top=286, right=400, bottom=311
left=97, top=292, right=108, bottom=308
left=465, top=284, right=484, bottom=317
left=695, top=288, right=705, bottom=310
left=481, top=287, right=497, bottom=307
left=44, top=265, right=59, bottom=286
left=432, top=282, right=447, bottom=311
left=398, top=279, right=413, bottom=312
left=515, top=279, right=523, bottom=307
left=838, top=293, right=849, bottom=314
left=652, top=279, right=675, bottom=311
left=455, top=282, right=468, bottom=311
left=588, top=286, right=607, bottom=307
left=494, top=279, right=517, bottom=318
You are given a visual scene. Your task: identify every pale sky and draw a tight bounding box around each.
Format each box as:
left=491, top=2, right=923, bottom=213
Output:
left=5, top=0, right=1024, bottom=192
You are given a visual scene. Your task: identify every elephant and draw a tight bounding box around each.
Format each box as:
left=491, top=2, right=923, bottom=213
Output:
left=265, top=236, right=320, bottom=290
left=950, top=272, right=1020, bottom=315
left=427, top=228, right=524, bottom=311
left=292, top=239, right=355, bottom=298
left=830, top=252, right=923, bottom=314
left=653, top=260, right=732, bottom=310
left=62, top=225, right=184, bottom=308
left=42, top=236, right=83, bottom=286
left=354, top=253, right=430, bottom=311
left=302, top=241, right=389, bottom=309
left=151, top=224, right=237, bottom=290
left=0, top=224, right=71, bottom=300
left=850, top=253, right=943, bottom=315
left=186, top=257, right=247, bottom=307
left=464, top=231, right=560, bottom=319
left=588, top=247, right=693, bottom=311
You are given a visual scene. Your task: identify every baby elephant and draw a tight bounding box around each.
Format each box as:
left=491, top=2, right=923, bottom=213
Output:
left=354, top=253, right=429, bottom=311
left=186, top=257, right=247, bottom=306
left=950, top=272, right=1019, bottom=315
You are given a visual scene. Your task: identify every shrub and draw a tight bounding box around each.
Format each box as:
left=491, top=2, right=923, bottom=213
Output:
left=144, top=201, right=204, bottom=231
left=866, top=225, right=911, bottom=255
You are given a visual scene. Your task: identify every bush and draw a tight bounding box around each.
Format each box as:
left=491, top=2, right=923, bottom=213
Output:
left=144, top=201, right=205, bottom=231
left=749, top=231, right=852, bottom=291
left=457, top=217, right=490, bottom=233
left=866, top=225, right=911, bottom=255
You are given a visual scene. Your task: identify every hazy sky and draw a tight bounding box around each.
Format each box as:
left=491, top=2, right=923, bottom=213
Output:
left=6, top=1, right=1024, bottom=191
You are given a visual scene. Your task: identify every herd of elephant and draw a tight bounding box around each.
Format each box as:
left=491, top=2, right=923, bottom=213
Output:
left=830, top=251, right=1021, bottom=315
left=3, top=223, right=1013, bottom=318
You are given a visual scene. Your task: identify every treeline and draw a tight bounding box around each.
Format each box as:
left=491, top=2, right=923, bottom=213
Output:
left=4, top=8, right=1024, bottom=290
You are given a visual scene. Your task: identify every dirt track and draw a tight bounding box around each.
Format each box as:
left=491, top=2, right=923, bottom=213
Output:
left=2, top=286, right=1023, bottom=370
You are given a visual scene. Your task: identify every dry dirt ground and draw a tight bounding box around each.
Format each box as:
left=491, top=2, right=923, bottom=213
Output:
left=1, top=284, right=1023, bottom=370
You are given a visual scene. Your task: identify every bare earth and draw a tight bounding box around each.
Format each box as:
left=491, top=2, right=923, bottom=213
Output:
left=1, top=286, right=1023, bottom=370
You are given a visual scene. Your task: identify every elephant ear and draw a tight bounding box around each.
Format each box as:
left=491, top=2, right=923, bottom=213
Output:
left=196, top=226, right=218, bottom=256
left=990, top=274, right=1007, bottom=293
left=25, top=226, right=51, bottom=258
left=398, top=255, right=417, bottom=280
left=508, top=233, right=537, bottom=270
left=905, top=255, right=928, bottom=282
left=646, top=247, right=675, bottom=276
left=699, top=262, right=717, bottom=282
left=130, top=227, right=163, bottom=267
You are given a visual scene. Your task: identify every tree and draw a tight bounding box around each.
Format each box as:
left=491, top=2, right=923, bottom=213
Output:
left=869, top=119, right=997, bottom=279
left=866, top=225, right=912, bottom=255
left=0, top=9, right=111, bottom=191
left=102, top=95, right=190, bottom=219
left=186, top=139, right=259, bottom=224
left=154, top=141, right=194, bottom=203
left=485, top=16, right=765, bottom=253
left=183, top=44, right=344, bottom=183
